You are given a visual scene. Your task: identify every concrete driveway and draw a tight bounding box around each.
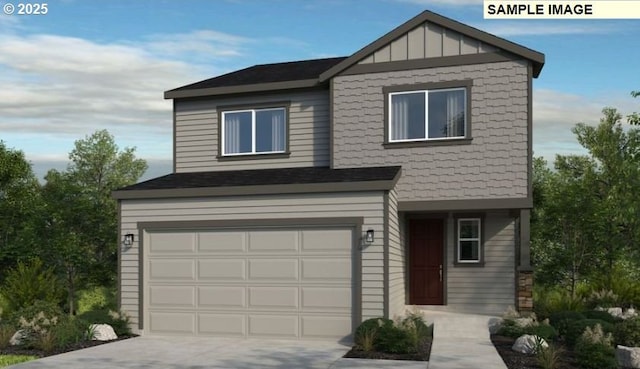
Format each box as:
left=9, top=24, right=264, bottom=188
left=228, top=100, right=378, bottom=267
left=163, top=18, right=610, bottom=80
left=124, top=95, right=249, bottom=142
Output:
left=8, top=336, right=352, bottom=369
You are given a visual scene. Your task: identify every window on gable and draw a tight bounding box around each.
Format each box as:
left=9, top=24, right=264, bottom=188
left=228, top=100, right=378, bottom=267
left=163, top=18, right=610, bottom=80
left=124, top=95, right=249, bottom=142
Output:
left=389, top=88, right=466, bottom=142
left=222, top=107, right=286, bottom=156
left=457, top=218, right=481, bottom=263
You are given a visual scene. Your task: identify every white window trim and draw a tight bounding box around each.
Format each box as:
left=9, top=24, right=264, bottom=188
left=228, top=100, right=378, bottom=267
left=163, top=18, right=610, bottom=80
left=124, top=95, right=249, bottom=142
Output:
left=388, top=87, right=467, bottom=143
left=457, top=217, right=481, bottom=263
left=221, top=107, right=286, bottom=156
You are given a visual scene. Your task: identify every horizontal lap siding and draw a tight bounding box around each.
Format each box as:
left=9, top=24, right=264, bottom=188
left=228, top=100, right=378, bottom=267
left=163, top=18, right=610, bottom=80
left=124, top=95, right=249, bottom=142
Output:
left=120, top=192, right=386, bottom=331
left=386, top=189, right=405, bottom=318
left=175, top=90, right=330, bottom=172
left=332, top=61, right=529, bottom=202
left=446, top=211, right=515, bottom=314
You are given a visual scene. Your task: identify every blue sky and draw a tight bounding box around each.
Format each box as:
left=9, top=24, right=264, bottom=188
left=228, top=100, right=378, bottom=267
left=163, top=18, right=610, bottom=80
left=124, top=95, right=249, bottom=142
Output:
left=1, top=0, right=638, bottom=180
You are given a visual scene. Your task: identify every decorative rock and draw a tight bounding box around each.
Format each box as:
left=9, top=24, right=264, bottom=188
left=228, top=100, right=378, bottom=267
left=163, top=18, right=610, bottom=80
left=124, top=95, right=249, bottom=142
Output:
left=616, top=345, right=640, bottom=369
left=512, top=334, right=548, bottom=354
left=488, top=318, right=503, bottom=334
left=10, top=329, right=25, bottom=346
left=90, top=324, right=117, bottom=341
left=623, top=308, right=638, bottom=320
left=607, top=307, right=624, bottom=318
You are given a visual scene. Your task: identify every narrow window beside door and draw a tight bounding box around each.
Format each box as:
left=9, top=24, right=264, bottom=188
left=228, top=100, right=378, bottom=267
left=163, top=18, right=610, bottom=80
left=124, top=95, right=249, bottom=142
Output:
left=457, top=218, right=481, bottom=263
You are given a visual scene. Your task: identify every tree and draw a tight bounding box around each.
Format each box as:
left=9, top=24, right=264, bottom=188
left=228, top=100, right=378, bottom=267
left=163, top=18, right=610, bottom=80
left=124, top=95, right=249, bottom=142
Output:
left=40, top=130, right=147, bottom=314
left=0, top=142, right=42, bottom=280
left=629, top=90, right=640, bottom=126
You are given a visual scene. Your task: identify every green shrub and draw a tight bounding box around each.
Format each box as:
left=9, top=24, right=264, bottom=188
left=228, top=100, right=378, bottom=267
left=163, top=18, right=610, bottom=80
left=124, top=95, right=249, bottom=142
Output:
left=77, top=309, right=131, bottom=336
left=614, top=316, right=640, bottom=346
left=574, top=324, right=617, bottom=369
left=375, top=323, right=415, bottom=354
left=0, top=324, right=14, bottom=349
left=536, top=342, right=564, bottom=369
left=497, top=320, right=526, bottom=338
left=549, top=310, right=585, bottom=327
left=12, top=302, right=63, bottom=349
left=396, top=310, right=430, bottom=349
left=10, top=300, right=63, bottom=328
left=561, top=319, right=614, bottom=347
left=526, top=324, right=558, bottom=340
left=53, top=317, right=92, bottom=348
left=582, top=310, right=619, bottom=323
left=533, top=287, right=585, bottom=319
left=355, top=317, right=393, bottom=340
left=76, top=286, right=116, bottom=315
left=0, top=259, right=62, bottom=314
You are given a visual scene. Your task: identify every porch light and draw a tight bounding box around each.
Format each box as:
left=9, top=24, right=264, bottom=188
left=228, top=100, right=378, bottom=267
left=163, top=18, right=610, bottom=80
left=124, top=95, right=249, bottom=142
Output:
left=365, top=229, right=375, bottom=243
left=123, top=233, right=134, bottom=247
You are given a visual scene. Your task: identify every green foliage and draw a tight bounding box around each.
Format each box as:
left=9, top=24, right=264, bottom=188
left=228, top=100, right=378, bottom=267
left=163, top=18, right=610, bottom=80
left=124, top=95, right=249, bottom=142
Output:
left=52, top=317, right=92, bottom=349
left=76, top=286, right=116, bottom=314
left=0, top=259, right=62, bottom=314
left=0, top=355, right=37, bottom=367
left=561, top=319, right=614, bottom=347
left=0, top=324, right=14, bottom=349
left=527, top=324, right=558, bottom=340
left=375, top=324, right=416, bottom=354
left=536, top=342, right=564, bottom=369
left=354, top=318, right=393, bottom=340
left=614, top=316, right=640, bottom=346
left=496, top=320, right=526, bottom=338
left=9, top=300, right=63, bottom=328
left=582, top=310, right=619, bottom=324
left=12, top=301, right=63, bottom=349
left=574, top=324, right=617, bottom=369
left=534, top=287, right=585, bottom=319
left=354, top=313, right=431, bottom=355
left=548, top=311, right=585, bottom=327
left=629, top=90, right=640, bottom=125
left=77, top=309, right=131, bottom=336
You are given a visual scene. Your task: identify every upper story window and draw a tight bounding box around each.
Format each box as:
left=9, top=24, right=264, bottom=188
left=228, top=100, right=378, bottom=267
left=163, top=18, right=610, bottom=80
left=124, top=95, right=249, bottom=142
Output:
left=389, top=87, right=466, bottom=142
left=221, top=107, right=286, bottom=156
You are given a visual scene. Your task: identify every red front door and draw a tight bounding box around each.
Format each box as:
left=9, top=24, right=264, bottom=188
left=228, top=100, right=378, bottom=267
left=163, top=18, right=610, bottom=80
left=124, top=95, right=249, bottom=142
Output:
left=409, top=219, right=444, bottom=305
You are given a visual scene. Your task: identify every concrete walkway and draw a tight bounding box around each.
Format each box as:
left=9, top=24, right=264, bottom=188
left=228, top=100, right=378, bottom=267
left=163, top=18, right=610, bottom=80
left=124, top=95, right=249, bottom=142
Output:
left=425, top=311, right=507, bottom=369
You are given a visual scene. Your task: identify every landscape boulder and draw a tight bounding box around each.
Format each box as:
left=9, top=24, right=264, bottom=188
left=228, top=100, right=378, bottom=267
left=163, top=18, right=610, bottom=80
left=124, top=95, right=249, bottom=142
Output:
left=616, top=345, right=640, bottom=369
left=90, top=324, right=118, bottom=341
left=512, top=334, right=548, bottom=354
left=9, top=329, right=25, bottom=346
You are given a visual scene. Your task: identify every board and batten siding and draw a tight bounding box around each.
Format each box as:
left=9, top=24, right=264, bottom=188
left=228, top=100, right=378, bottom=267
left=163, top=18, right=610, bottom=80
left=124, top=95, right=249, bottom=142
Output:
left=386, top=188, right=405, bottom=318
left=332, top=60, right=529, bottom=202
left=119, top=192, right=387, bottom=332
left=175, top=90, right=330, bottom=173
left=445, top=211, right=515, bottom=314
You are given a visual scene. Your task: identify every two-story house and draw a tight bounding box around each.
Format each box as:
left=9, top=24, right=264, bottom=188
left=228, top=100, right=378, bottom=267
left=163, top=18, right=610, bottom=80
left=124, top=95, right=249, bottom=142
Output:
left=113, top=10, right=544, bottom=341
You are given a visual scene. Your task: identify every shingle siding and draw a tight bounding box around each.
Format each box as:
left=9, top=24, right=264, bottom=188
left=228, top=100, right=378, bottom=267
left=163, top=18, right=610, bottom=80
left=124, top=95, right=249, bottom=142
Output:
left=332, top=60, right=529, bottom=202
left=119, top=192, right=387, bottom=331
left=175, top=90, right=330, bottom=172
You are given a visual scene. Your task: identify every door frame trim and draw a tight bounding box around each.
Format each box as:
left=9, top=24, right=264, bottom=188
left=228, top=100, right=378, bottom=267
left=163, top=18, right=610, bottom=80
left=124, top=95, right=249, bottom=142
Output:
left=406, top=214, right=447, bottom=306
left=137, top=217, right=364, bottom=336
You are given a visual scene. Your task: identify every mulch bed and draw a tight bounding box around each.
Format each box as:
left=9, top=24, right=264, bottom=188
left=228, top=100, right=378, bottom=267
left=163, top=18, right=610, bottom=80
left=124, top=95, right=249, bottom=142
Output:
left=344, top=339, right=432, bottom=361
left=491, top=335, right=581, bottom=369
left=0, top=335, right=136, bottom=358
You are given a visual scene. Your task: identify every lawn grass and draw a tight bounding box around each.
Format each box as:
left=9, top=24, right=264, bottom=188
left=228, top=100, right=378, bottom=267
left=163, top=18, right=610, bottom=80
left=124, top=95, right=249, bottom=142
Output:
left=0, top=355, right=37, bottom=367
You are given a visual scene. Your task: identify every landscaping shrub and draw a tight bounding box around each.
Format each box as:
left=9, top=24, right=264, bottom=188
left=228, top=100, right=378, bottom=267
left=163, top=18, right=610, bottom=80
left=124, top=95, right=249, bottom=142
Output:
left=561, top=319, right=614, bottom=347
left=548, top=311, right=585, bottom=327
left=76, top=286, right=116, bottom=315
left=10, top=300, right=63, bottom=328
left=526, top=323, right=558, bottom=340
left=574, top=324, right=617, bottom=369
left=53, top=317, right=92, bottom=349
left=586, top=289, right=619, bottom=309
left=614, top=316, right=640, bottom=347
left=354, top=317, right=393, bottom=340
left=76, top=309, right=131, bottom=336
left=0, top=259, right=63, bottom=314
left=375, top=323, right=415, bottom=354
left=396, top=310, right=430, bottom=349
left=0, top=324, right=14, bottom=349
left=354, top=313, right=430, bottom=355
left=536, top=342, right=564, bottom=369
left=582, top=309, right=619, bottom=323
left=533, top=287, right=584, bottom=319
left=496, top=319, right=526, bottom=338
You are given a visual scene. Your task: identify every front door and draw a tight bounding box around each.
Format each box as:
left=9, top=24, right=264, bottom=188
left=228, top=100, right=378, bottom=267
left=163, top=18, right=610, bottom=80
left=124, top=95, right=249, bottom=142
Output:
left=409, top=219, right=444, bottom=305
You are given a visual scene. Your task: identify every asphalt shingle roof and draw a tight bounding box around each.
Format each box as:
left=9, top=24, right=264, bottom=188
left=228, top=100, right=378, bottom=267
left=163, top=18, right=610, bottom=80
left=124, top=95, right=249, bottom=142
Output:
left=117, top=166, right=401, bottom=192
left=167, top=57, right=347, bottom=93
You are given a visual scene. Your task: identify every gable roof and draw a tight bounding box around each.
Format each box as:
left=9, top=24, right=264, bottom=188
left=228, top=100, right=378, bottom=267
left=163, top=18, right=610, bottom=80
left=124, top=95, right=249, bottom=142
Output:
left=319, top=10, right=544, bottom=81
left=164, top=57, right=346, bottom=99
left=112, top=166, right=402, bottom=199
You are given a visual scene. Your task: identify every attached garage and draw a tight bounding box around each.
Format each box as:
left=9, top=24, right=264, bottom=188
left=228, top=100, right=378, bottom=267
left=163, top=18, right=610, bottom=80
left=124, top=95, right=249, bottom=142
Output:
left=143, top=225, right=356, bottom=340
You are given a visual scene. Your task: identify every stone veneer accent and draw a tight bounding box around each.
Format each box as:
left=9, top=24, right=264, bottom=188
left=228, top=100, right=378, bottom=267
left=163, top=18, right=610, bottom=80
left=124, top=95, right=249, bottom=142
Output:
left=517, top=270, right=533, bottom=312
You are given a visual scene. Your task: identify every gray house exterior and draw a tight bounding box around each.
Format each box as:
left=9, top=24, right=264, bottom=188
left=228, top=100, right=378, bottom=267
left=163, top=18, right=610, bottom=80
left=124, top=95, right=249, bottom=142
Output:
left=113, top=11, right=544, bottom=340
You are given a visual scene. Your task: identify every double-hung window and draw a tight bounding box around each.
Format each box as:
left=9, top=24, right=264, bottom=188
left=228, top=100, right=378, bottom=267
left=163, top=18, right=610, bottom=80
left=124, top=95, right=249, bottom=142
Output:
left=457, top=218, right=482, bottom=263
left=389, top=87, right=467, bottom=142
left=221, top=107, right=286, bottom=156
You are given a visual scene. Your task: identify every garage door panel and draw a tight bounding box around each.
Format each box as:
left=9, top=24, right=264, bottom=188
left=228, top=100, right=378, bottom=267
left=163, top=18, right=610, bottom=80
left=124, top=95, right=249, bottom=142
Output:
left=198, top=259, right=246, bottom=280
left=198, top=232, right=245, bottom=252
left=302, top=259, right=351, bottom=281
left=149, top=312, right=195, bottom=334
left=199, top=313, right=245, bottom=336
left=249, top=259, right=298, bottom=280
left=302, top=287, right=351, bottom=311
left=302, top=229, right=352, bottom=252
left=149, top=233, right=195, bottom=253
left=249, top=315, right=298, bottom=338
left=150, top=286, right=195, bottom=308
left=198, top=286, right=245, bottom=308
left=248, top=231, right=298, bottom=252
left=249, top=287, right=298, bottom=309
left=150, top=260, right=195, bottom=280
left=302, top=316, right=352, bottom=339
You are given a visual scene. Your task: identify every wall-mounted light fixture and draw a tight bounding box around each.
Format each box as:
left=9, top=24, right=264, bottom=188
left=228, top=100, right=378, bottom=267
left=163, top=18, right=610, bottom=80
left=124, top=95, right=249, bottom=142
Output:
left=123, top=233, right=135, bottom=247
left=365, top=229, right=375, bottom=243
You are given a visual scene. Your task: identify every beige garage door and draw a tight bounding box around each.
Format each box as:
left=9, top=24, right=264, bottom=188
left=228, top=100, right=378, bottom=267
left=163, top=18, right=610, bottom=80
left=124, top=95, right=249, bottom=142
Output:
left=143, top=226, right=354, bottom=340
